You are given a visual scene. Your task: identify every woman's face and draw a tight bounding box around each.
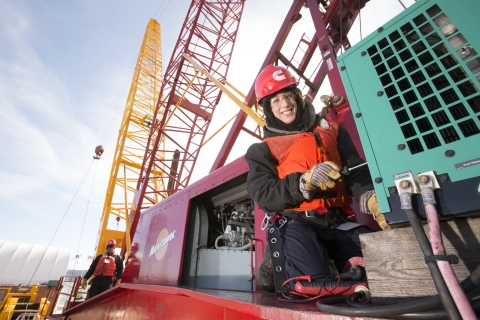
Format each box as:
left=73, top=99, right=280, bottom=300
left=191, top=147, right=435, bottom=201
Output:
left=270, top=91, right=297, bottom=124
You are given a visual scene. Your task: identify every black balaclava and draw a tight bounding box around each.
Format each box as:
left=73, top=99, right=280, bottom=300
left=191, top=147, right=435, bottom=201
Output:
left=261, top=88, right=318, bottom=136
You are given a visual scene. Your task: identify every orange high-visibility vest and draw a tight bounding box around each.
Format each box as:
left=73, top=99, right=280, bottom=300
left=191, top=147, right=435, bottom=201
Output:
left=264, top=122, right=352, bottom=211
left=93, top=255, right=117, bottom=277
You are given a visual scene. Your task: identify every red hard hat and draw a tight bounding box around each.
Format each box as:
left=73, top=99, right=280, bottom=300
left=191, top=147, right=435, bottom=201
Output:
left=106, top=239, right=116, bottom=247
left=255, top=65, right=297, bottom=103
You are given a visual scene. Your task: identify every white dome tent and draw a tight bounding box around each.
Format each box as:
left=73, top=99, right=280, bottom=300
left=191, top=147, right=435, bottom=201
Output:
left=0, top=240, right=71, bottom=285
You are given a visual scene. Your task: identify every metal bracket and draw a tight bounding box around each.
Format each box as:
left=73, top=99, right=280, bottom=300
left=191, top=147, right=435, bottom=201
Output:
left=416, top=171, right=441, bottom=190
left=394, top=171, right=419, bottom=195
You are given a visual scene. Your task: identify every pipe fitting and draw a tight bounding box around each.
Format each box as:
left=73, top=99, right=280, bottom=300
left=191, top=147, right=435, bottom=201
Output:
left=354, top=285, right=371, bottom=303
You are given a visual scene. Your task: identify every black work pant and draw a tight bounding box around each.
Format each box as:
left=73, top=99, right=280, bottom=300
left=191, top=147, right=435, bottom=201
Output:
left=87, top=276, right=113, bottom=299
left=279, top=220, right=371, bottom=280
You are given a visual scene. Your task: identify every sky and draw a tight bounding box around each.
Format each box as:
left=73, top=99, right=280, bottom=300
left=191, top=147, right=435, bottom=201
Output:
left=0, top=0, right=415, bottom=272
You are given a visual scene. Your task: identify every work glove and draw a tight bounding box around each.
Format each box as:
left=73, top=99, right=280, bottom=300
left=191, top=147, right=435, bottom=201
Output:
left=299, top=178, right=316, bottom=199
left=367, top=194, right=392, bottom=231
left=81, top=278, right=88, bottom=289
left=301, top=161, right=342, bottom=191
left=87, top=277, right=94, bottom=285
left=115, top=279, right=121, bottom=286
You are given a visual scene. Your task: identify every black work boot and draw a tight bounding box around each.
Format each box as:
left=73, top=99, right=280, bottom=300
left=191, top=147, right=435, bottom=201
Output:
left=258, top=243, right=275, bottom=292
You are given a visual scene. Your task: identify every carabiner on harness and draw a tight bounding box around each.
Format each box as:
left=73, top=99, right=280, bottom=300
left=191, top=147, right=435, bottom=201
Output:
left=261, top=212, right=270, bottom=231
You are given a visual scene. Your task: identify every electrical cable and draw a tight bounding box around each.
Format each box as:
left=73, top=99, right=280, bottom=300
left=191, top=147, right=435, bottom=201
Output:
left=403, top=208, right=461, bottom=320
left=316, top=263, right=480, bottom=317
left=346, top=291, right=480, bottom=319
left=420, top=182, right=476, bottom=319
left=27, top=160, right=96, bottom=286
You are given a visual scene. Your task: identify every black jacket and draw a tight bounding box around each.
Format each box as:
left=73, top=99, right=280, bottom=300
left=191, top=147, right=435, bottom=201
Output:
left=245, top=105, right=373, bottom=213
left=84, top=253, right=124, bottom=280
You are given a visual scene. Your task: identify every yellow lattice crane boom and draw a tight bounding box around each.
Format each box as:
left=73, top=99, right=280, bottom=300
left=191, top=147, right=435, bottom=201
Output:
left=94, top=19, right=163, bottom=258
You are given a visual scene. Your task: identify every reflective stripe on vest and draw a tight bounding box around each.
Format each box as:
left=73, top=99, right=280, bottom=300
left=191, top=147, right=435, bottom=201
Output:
left=264, top=122, right=352, bottom=211
left=93, top=255, right=116, bottom=277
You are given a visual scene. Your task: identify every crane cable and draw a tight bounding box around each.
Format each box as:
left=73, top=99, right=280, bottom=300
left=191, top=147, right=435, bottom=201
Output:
left=153, top=0, right=174, bottom=20
left=27, top=159, right=97, bottom=286
left=71, top=161, right=100, bottom=274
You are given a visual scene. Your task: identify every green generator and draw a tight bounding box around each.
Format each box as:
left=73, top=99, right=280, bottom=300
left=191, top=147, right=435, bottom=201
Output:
left=338, top=0, right=480, bottom=226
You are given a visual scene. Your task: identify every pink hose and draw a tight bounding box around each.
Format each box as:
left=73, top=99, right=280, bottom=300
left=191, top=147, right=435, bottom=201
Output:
left=424, top=203, right=476, bottom=319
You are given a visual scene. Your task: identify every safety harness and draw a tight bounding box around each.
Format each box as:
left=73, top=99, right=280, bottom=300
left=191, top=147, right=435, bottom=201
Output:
left=261, top=122, right=361, bottom=294
left=262, top=210, right=358, bottom=295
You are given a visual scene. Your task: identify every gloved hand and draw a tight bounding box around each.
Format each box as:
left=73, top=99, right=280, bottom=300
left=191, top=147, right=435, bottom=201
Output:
left=299, top=178, right=316, bottom=199
left=367, top=194, right=392, bottom=231
left=115, top=279, right=121, bottom=286
left=87, top=277, right=94, bottom=285
left=301, top=161, right=342, bottom=191
left=81, top=278, right=88, bottom=289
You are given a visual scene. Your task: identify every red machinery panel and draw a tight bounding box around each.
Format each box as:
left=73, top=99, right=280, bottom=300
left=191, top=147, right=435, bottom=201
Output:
left=130, top=157, right=250, bottom=286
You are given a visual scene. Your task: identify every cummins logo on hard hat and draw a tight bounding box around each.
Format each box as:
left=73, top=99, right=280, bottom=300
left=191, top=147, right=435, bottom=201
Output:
left=273, top=70, right=286, bottom=81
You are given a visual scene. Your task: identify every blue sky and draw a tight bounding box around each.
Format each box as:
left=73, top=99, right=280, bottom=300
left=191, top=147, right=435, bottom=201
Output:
left=0, top=0, right=413, bottom=271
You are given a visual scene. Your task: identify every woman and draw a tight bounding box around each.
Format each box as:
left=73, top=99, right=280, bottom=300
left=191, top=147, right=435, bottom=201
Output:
left=244, top=64, right=390, bottom=292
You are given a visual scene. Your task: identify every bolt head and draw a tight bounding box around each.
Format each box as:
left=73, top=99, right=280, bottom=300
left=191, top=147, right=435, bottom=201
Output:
left=400, top=180, right=411, bottom=189
left=375, top=177, right=383, bottom=183
left=388, top=186, right=397, bottom=194
left=418, top=175, right=430, bottom=185
left=377, top=91, right=384, bottom=97
left=445, top=150, right=455, bottom=157
left=340, top=66, right=346, bottom=71
left=361, top=51, right=366, bottom=56
left=355, top=113, right=362, bottom=118
left=398, top=144, right=406, bottom=150
left=438, top=174, right=449, bottom=183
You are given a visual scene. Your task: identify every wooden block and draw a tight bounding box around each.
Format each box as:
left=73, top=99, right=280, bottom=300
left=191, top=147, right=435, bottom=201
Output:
left=360, top=217, right=480, bottom=305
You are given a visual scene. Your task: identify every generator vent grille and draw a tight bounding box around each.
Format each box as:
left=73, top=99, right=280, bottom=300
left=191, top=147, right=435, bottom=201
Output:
left=368, top=4, right=480, bottom=154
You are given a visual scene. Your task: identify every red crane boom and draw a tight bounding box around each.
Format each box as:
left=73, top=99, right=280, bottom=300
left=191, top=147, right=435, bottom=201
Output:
left=130, top=0, right=246, bottom=239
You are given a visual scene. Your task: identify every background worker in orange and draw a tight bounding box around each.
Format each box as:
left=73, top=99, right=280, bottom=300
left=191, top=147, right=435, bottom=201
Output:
left=81, top=239, right=124, bottom=299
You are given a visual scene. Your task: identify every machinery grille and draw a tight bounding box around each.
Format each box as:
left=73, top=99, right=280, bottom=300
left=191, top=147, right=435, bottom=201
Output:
left=367, top=4, right=480, bottom=155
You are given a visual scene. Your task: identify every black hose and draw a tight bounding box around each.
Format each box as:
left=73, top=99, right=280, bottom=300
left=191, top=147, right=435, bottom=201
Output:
left=316, top=296, right=347, bottom=305
left=316, top=248, right=480, bottom=317
left=346, top=291, right=471, bottom=319
left=403, top=209, right=460, bottom=320
left=346, top=291, right=370, bottom=308
left=389, top=297, right=480, bottom=320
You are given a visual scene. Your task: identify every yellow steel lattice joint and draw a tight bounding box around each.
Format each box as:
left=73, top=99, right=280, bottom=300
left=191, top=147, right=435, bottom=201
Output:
left=94, top=19, right=163, bottom=257
left=182, top=53, right=265, bottom=127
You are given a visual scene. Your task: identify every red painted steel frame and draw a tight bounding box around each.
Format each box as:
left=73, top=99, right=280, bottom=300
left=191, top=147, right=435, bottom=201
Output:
left=211, top=0, right=368, bottom=171
left=130, top=1, right=246, bottom=239
left=62, top=283, right=362, bottom=320
left=132, top=157, right=249, bottom=286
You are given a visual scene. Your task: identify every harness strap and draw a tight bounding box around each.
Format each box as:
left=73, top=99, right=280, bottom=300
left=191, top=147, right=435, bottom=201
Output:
left=425, top=254, right=459, bottom=264
left=281, top=207, right=348, bottom=229
left=266, top=218, right=289, bottom=295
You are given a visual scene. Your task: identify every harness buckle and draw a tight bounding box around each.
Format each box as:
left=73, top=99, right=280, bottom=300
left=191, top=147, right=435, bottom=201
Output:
left=305, top=210, right=315, bottom=218
left=277, top=217, right=288, bottom=229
